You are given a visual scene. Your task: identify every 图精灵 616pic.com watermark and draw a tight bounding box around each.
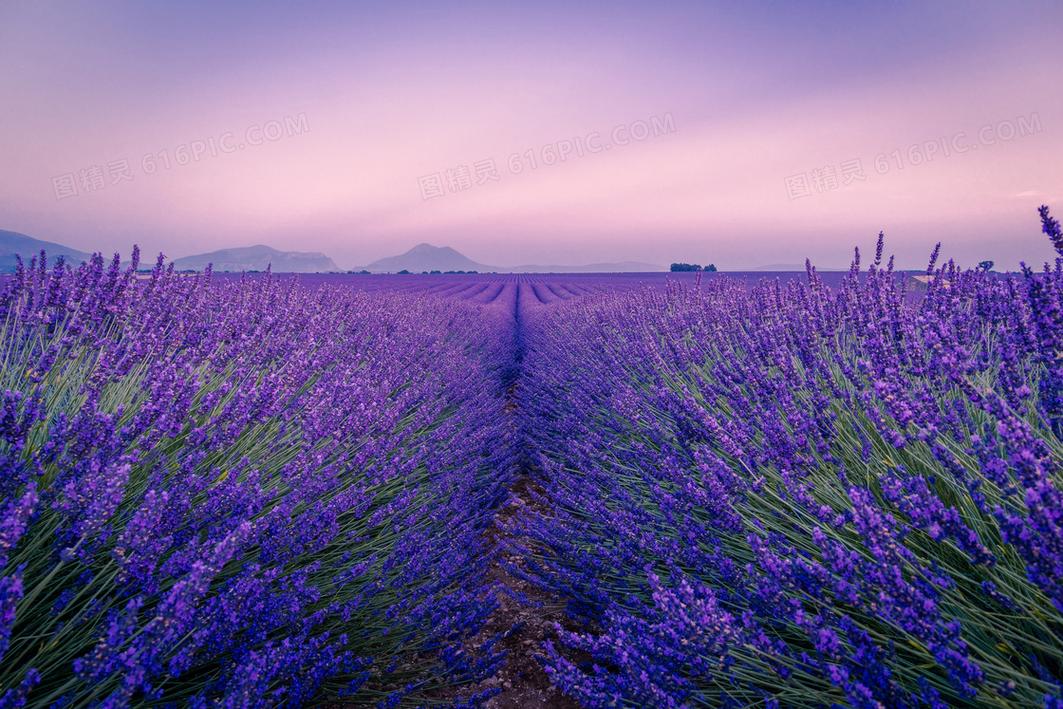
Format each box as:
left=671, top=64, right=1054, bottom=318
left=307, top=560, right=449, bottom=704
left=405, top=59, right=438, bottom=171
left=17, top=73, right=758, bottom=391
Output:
left=418, top=113, right=677, bottom=200
left=50, top=113, right=311, bottom=201
left=785, top=112, right=1044, bottom=200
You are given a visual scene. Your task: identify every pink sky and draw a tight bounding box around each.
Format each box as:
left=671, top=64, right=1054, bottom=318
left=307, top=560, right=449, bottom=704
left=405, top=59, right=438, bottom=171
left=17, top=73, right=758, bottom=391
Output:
left=1, top=1, right=1061, bottom=269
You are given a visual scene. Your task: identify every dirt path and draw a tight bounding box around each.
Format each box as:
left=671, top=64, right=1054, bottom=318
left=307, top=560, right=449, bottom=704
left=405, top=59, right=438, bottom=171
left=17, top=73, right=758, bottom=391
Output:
left=473, top=475, right=578, bottom=708
left=472, top=283, right=578, bottom=707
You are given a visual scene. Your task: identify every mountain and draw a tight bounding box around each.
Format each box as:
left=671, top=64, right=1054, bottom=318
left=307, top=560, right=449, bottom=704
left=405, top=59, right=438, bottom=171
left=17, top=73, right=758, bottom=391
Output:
left=172, top=245, right=340, bottom=272
left=0, top=229, right=92, bottom=272
left=363, top=243, right=662, bottom=273
left=365, top=243, right=487, bottom=272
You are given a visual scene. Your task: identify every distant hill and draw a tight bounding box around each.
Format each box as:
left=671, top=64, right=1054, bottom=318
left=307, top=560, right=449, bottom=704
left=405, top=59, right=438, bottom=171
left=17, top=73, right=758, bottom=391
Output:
left=173, top=245, right=340, bottom=273
left=0, top=229, right=91, bottom=272
left=363, top=243, right=662, bottom=273
left=366, top=243, right=487, bottom=273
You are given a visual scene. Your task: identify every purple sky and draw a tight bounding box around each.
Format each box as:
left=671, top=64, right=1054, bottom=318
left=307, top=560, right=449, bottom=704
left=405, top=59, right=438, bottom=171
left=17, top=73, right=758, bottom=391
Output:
left=1, top=0, right=1061, bottom=269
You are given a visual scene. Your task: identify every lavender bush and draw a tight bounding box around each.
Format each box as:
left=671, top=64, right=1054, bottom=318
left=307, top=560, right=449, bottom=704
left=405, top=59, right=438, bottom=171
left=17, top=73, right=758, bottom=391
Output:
left=0, top=253, right=515, bottom=706
left=517, top=225, right=1062, bottom=706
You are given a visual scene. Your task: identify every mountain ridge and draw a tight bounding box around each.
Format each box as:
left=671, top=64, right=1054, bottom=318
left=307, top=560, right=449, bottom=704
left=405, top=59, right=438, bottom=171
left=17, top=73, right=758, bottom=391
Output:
left=362, top=242, right=662, bottom=273
left=366, top=243, right=485, bottom=272
left=172, top=245, right=340, bottom=272
left=0, top=229, right=92, bottom=271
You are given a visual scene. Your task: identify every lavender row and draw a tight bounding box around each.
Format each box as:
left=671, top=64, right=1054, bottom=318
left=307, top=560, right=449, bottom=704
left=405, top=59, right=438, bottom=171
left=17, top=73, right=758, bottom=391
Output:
left=517, top=228, right=1062, bottom=706
left=0, top=253, right=516, bottom=706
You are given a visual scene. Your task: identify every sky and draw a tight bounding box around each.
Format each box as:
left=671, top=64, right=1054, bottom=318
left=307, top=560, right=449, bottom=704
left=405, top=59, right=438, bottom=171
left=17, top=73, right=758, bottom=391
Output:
left=1, top=0, right=1061, bottom=270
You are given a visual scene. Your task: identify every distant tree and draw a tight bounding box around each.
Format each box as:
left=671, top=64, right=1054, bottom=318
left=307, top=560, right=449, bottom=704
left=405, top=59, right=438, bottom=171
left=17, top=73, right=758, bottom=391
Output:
left=430, top=270, right=442, bottom=274
left=670, top=263, right=702, bottom=272
left=397, top=269, right=411, bottom=274
left=978, top=260, right=994, bottom=272
left=705, top=264, right=717, bottom=272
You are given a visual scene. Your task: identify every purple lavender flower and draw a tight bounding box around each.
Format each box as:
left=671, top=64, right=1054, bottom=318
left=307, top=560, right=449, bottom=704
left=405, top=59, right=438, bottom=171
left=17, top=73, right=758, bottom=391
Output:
left=1040, top=205, right=1063, bottom=256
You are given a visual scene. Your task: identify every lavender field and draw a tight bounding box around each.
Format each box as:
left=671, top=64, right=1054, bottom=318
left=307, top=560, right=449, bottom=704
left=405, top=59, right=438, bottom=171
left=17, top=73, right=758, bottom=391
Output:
left=1, top=217, right=1061, bottom=708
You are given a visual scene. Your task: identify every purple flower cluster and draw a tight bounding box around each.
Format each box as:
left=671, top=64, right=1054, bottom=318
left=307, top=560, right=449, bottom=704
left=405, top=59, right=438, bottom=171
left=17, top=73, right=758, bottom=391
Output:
left=517, top=226, right=1063, bottom=706
left=0, top=252, right=516, bottom=705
